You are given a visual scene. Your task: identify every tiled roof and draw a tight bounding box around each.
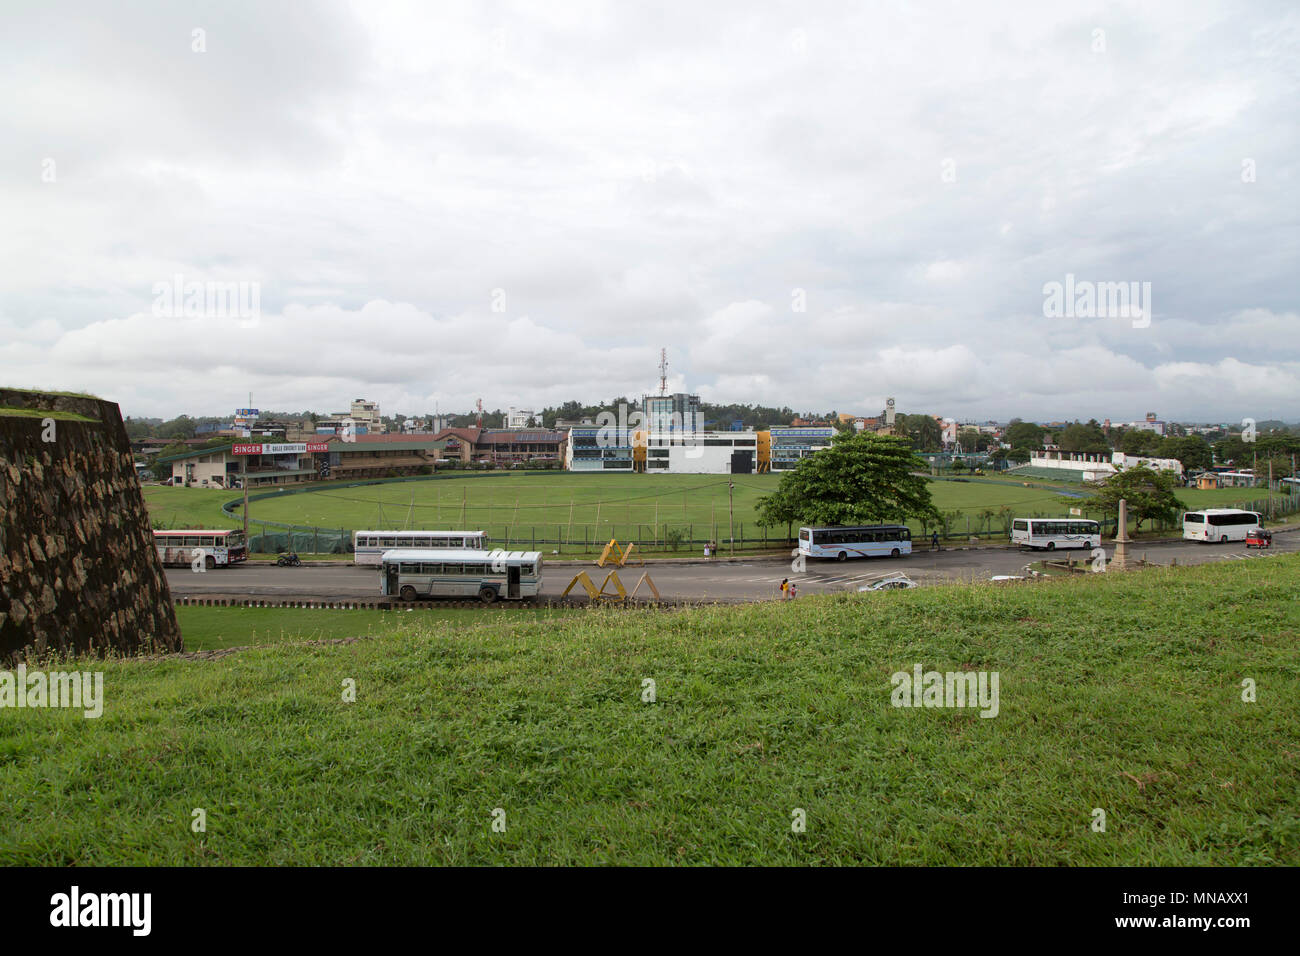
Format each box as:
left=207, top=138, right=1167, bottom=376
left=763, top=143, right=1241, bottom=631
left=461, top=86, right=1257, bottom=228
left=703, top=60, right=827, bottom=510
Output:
left=429, top=427, right=483, bottom=444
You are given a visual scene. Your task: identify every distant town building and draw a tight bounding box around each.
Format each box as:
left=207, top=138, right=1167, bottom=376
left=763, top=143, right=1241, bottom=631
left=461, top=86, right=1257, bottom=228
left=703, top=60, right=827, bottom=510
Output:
left=506, top=406, right=536, bottom=429
left=1026, top=449, right=1184, bottom=481
left=1123, top=412, right=1167, bottom=436
left=767, top=426, right=835, bottom=472
left=642, top=392, right=701, bottom=432
left=322, top=399, right=385, bottom=435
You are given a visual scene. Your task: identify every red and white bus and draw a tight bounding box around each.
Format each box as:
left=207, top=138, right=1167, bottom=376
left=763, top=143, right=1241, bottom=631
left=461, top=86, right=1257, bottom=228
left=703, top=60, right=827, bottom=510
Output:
left=153, top=529, right=248, bottom=569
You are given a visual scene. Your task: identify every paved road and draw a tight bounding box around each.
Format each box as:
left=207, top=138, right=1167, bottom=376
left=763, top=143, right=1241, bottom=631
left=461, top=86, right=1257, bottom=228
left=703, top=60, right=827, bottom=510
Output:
left=167, top=533, right=1297, bottom=602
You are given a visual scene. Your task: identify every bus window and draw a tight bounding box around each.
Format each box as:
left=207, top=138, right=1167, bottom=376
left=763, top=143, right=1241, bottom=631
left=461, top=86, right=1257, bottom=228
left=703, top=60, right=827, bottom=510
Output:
left=1013, top=520, right=1028, bottom=532
left=382, top=538, right=396, bottom=547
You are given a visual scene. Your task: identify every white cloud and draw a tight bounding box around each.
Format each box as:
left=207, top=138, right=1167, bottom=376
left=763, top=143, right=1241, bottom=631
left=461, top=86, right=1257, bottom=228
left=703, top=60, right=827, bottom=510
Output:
left=2, top=0, right=1297, bottom=423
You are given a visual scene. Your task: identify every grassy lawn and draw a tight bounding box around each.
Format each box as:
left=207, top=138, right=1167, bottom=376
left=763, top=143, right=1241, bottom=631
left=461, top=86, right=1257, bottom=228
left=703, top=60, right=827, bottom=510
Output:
left=0, top=406, right=97, bottom=421
left=146, top=472, right=1293, bottom=543
left=143, top=485, right=242, bottom=529
left=176, top=604, right=581, bottom=651
left=1, top=556, right=1296, bottom=865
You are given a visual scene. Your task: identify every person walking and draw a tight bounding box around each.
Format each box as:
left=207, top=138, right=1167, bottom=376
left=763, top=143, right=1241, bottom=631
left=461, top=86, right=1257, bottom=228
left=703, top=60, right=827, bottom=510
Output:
left=780, top=577, right=789, bottom=600
left=789, top=581, right=798, bottom=599
left=931, top=531, right=940, bottom=551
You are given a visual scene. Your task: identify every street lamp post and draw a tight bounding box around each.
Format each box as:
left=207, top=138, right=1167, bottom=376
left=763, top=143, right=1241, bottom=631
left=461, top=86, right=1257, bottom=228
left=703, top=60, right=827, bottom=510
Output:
left=729, top=480, right=735, bottom=556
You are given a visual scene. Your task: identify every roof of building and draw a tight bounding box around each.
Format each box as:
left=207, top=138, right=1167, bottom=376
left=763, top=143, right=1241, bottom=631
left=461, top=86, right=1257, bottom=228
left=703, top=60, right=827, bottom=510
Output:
left=429, top=427, right=483, bottom=444
left=477, top=429, right=566, bottom=444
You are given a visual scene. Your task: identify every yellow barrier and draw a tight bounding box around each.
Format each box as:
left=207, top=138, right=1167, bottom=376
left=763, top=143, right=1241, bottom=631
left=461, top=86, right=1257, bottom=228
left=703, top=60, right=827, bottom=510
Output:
left=595, top=538, right=644, bottom=567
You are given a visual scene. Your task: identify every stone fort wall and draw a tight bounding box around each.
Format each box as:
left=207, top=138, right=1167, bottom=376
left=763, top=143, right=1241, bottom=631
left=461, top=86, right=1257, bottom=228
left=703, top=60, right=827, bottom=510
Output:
left=1, top=388, right=181, bottom=662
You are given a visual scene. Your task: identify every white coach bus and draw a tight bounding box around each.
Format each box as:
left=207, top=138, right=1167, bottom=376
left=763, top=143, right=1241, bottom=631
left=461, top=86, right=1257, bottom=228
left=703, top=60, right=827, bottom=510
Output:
left=1010, top=518, right=1101, bottom=551
left=797, top=525, right=912, bottom=560
left=379, top=549, right=542, bottom=603
left=1182, top=509, right=1263, bottom=543
left=353, top=529, right=488, bottom=565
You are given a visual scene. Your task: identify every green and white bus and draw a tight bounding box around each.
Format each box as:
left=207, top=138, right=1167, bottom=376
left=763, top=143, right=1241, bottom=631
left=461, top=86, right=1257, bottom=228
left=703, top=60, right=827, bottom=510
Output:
left=379, top=548, right=543, bottom=603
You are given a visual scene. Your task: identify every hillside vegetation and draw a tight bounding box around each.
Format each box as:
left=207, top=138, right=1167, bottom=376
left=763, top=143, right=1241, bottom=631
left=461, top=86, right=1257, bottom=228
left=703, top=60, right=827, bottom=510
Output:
left=1, top=557, right=1296, bottom=865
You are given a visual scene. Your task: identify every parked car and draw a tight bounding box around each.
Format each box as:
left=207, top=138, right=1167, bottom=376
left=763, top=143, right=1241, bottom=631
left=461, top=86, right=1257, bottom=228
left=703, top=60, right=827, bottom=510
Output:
left=859, top=575, right=917, bottom=592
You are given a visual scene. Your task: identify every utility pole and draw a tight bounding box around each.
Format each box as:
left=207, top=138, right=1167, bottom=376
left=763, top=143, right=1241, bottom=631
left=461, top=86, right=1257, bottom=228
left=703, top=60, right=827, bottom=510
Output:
left=728, top=479, right=735, bottom=556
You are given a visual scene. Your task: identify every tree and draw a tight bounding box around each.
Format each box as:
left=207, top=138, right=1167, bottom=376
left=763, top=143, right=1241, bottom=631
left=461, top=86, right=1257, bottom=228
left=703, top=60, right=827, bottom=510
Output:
left=1120, top=429, right=1162, bottom=455
left=895, top=414, right=942, bottom=452
left=754, top=481, right=804, bottom=543
left=1214, top=435, right=1247, bottom=465
left=754, top=433, right=940, bottom=530
left=1084, top=465, right=1186, bottom=533
left=1154, top=435, right=1212, bottom=472
left=1004, top=419, right=1045, bottom=450
left=1058, top=420, right=1110, bottom=453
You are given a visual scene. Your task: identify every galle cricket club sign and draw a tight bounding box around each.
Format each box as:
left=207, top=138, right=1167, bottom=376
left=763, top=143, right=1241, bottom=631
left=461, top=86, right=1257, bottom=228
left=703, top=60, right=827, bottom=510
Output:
left=231, top=442, right=330, bottom=455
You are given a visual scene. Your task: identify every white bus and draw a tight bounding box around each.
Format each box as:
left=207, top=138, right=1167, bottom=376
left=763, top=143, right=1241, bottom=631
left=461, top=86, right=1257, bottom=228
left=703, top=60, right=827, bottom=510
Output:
left=153, top=529, right=248, bottom=569
left=353, top=529, right=488, bottom=565
left=797, top=525, right=912, bottom=560
left=379, top=548, right=542, bottom=603
left=1010, top=518, right=1100, bottom=551
left=1182, top=509, right=1263, bottom=543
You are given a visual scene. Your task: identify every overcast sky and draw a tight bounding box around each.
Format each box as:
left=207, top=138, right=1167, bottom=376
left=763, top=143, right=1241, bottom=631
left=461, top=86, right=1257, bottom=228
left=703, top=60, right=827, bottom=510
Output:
left=2, top=0, right=1297, bottom=423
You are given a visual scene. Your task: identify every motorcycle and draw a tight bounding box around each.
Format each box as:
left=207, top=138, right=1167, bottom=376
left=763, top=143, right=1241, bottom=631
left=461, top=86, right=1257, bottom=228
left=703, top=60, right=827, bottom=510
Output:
left=276, top=552, right=302, bottom=567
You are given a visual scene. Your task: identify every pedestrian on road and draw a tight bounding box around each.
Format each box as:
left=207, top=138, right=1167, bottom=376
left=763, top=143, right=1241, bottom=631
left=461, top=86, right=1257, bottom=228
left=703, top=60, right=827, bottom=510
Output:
left=931, top=531, right=940, bottom=551
left=780, top=577, right=789, bottom=600
left=789, top=581, right=798, bottom=599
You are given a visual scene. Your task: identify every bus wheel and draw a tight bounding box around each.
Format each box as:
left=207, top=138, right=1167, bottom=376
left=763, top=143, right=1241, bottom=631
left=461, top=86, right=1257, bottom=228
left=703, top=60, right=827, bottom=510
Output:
left=1220, top=535, right=1228, bottom=543
left=400, top=585, right=417, bottom=602
left=1046, top=542, right=1056, bottom=551
left=891, top=548, right=901, bottom=558
left=478, top=587, right=498, bottom=604
left=205, top=556, right=216, bottom=570
left=837, top=551, right=847, bottom=562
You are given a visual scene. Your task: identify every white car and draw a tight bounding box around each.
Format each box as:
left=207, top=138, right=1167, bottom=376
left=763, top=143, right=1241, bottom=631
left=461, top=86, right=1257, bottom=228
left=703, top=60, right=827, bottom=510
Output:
left=858, top=575, right=917, bottom=592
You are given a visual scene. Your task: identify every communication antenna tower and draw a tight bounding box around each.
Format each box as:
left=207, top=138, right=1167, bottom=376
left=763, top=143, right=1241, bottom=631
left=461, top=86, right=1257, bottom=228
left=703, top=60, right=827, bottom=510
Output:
left=658, top=349, right=668, bottom=396
left=476, top=398, right=483, bottom=427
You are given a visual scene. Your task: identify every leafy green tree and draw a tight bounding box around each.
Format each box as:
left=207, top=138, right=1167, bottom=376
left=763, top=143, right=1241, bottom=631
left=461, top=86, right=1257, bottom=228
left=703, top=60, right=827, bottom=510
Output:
left=1058, top=420, right=1110, bottom=453
left=1120, top=429, right=1162, bottom=455
left=755, top=433, right=940, bottom=530
left=895, top=414, right=943, bottom=452
left=1084, top=465, right=1186, bottom=533
left=1004, top=419, right=1045, bottom=449
left=1154, top=435, right=1212, bottom=472
left=754, top=483, right=804, bottom=544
